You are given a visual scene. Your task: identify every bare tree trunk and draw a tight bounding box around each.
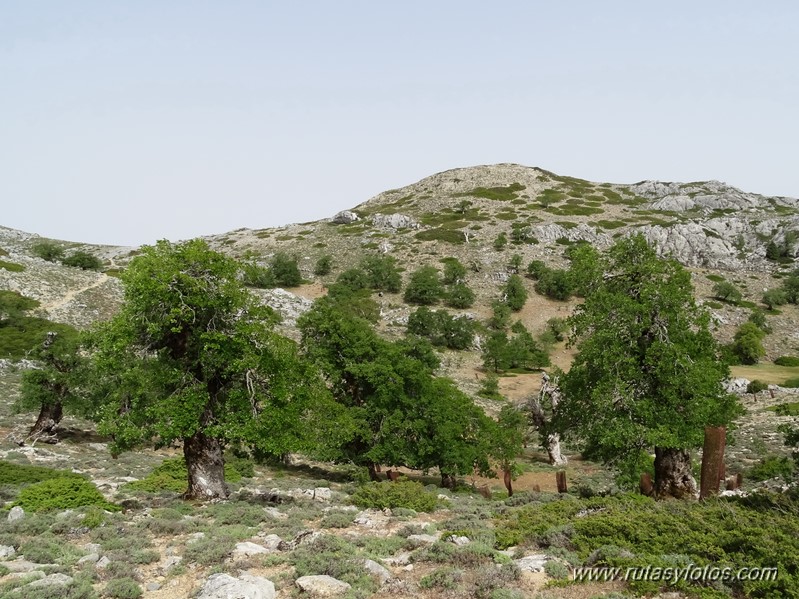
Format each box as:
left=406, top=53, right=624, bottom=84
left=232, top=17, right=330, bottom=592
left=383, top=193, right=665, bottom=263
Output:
left=699, top=426, right=726, bottom=500
left=367, top=462, right=382, bottom=482
left=183, top=431, right=228, bottom=499
left=28, top=402, right=63, bottom=441
left=503, top=468, right=513, bottom=497
left=654, top=447, right=697, bottom=499
left=529, top=373, right=568, bottom=466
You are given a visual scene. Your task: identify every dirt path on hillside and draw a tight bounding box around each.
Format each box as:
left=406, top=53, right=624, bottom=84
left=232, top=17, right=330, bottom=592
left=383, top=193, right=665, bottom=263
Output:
left=38, top=273, right=110, bottom=313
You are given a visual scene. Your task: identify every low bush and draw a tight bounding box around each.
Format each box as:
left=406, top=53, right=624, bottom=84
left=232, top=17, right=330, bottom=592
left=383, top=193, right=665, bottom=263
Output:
left=419, top=566, right=462, bottom=590
left=104, top=577, right=143, bottom=599
left=783, top=377, right=799, bottom=388
left=31, top=241, right=65, bottom=262
left=748, top=455, right=795, bottom=482
left=775, top=356, right=799, bottom=367
left=0, top=259, right=24, bottom=272
left=61, top=251, right=103, bottom=271
left=125, top=456, right=252, bottom=494
left=351, top=480, right=438, bottom=512
left=0, top=460, right=84, bottom=486
left=14, top=477, right=119, bottom=512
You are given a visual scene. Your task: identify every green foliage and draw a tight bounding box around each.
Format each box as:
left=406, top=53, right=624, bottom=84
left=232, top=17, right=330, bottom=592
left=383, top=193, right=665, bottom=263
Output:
left=0, top=259, right=24, bottom=272
left=455, top=182, right=525, bottom=202
left=748, top=455, right=795, bottom=482
left=489, top=301, right=511, bottom=330
left=403, top=265, right=444, bottom=305
left=527, top=261, right=574, bottom=301
left=558, top=235, right=742, bottom=478
left=359, top=254, right=402, bottom=292
left=495, top=493, right=799, bottom=597
left=445, top=282, right=475, bottom=309
left=14, top=477, right=119, bottom=512
left=290, top=535, right=375, bottom=591
left=419, top=566, right=462, bottom=590
left=441, top=257, right=467, bottom=285
left=478, top=373, right=503, bottom=401
left=352, top=480, right=438, bottom=512
left=0, top=460, right=84, bottom=486
left=269, top=252, right=303, bottom=287
left=508, top=254, right=523, bottom=274
left=748, top=308, right=772, bottom=334
left=313, top=254, right=333, bottom=276
left=31, top=241, right=65, bottom=262
left=103, top=579, right=142, bottom=599
left=784, top=377, right=799, bottom=388
left=775, top=356, right=799, bottom=367
left=541, top=317, right=567, bottom=344
left=746, top=379, right=769, bottom=395
left=414, top=228, right=466, bottom=244
left=91, top=239, right=335, bottom=497
left=762, top=288, right=788, bottom=310
left=712, top=280, right=742, bottom=303
left=0, top=291, right=78, bottom=360
left=493, top=232, right=508, bottom=251
left=730, top=322, right=766, bottom=365
left=407, top=307, right=475, bottom=350
left=502, top=275, right=528, bottom=311
left=241, top=261, right=276, bottom=288
left=62, top=251, right=103, bottom=271
left=771, top=401, right=799, bottom=416
left=125, top=457, right=251, bottom=494
left=482, top=323, right=550, bottom=373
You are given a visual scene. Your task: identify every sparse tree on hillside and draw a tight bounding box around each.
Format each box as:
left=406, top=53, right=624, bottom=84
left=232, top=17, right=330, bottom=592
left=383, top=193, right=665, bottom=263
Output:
left=502, top=275, right=528, bottom=311
left=445, top=283, right=475, bottom=309
left=269, top=252, right=303, bottom=287
left=404, top=266, right=444, bottom=305
left=62, top=251, right=103, bottom=271
left=712, top=280, right=742, bottom=303
left=31, top=241, right=65, bottom=262
left=730, top=322, right=766, bottom=365
left=314, top=254, right=333, bottom=276
left=442, top=258, right=467, bottom=285
left=360, top=255, right=402, bottom=292
left=91, top=240, right=337, bottom=499
left=557, top=235, right=742, bottom=498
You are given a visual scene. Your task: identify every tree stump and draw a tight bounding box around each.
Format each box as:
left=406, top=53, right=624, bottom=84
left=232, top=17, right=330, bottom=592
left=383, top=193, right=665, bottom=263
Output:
left=700, top=426, right=726, bottom=500
left=556, top=471, right=567, bottom=494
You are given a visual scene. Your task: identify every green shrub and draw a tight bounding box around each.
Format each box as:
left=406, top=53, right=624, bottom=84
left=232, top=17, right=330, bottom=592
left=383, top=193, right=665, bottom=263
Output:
left=241, top=261, right=276, bottom=288
left=103, top=577, right=143, bottom=599
left=62, top=251, right=103, bottom=271
left=182, top=535, right=235, bottom=566
left=20, top=533, right=84, bottom=565
left=0, top=259, right=24, bottom=272
left=320, top=511, right=355, bottom=529
left=419, top=566, right=462, bottom=590
left=771, top=401, right=799, bottom=416
left=783, top=377, right=799, bottom=388
left=455, top=183, right=525, bottom=202
left=748, top=455, right=795, bottom=482
left=269, top=252, right=303, bottom=287
left=775, top=356, right=799, bottom=367
left=125, top=457, right=250, bottom=494
left=15, top=477, right=119, bottom=512
left=493, top=232, right=508, bottom=251
left=403, top=266, right=444, bottom=305
left=445, top=282, right=475, bottom=309
left=544, top=559, right=570, bottom=579
left=415, top=228, right=466, bottom=244
left=290, top=535, right=375, bottom=591
left=313, top=255, right=333, bottom=276
left=31, top=241, right=66, bottom=262
left=351, top=480, right=438, bottom=512
left=0, top=460, right=84, bottom=486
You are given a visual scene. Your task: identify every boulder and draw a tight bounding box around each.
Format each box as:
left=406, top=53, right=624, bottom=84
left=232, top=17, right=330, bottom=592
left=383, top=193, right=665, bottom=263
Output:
left=28, top=573, right=74, bottom=588
left=234, top=541, right=272, bottom=557
left=7, top=506, right=24, bottom=523
left=197, top=573, right=276, bottom=599
left=0, top=545, right=15, bottom=559
left=371, top=214, right=418, bottom=230
left=332, top=211, right=360, bottom=224
left=363, top=559, right=393, bottom=584
left=514, top=554, right=549, bottom=572
left=295, top=575, right=351, bottom=596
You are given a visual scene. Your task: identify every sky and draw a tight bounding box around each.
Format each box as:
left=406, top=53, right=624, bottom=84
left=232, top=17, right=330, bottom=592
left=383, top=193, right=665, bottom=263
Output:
left=2, top=2, right=798, bottom=246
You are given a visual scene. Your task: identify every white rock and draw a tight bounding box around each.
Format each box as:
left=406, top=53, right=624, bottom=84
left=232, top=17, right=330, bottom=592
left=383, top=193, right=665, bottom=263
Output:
left=332, top=210, right=360, bottom=224
left=234, top=541, right=271, bottom=557
left=95, top=556, right=111, bottom=570
left=295, top=574, right=351, bottom=596
left=313, top=487, right=332, bottom=502
left=263, top=506, right=288, bottom=520
left=446, top=535, right=471, bottom=546
left=407, top=534, right=439, bottom=544
left=382, top=552, right=411, bottom=566
left=28, top=573, right=74, bottom=588
left=7, top=506, right=25, bottom=522
left=77, top=553, right=99, bottom=564
left=363, top=559, right=392, bottom=584
left=0, top=545, right=15, bottom=559
left=371, top=213, right=418, bottom=230
left=197, top=573, right=276, bottom=599
left=514, top=554, right=548, bottom=572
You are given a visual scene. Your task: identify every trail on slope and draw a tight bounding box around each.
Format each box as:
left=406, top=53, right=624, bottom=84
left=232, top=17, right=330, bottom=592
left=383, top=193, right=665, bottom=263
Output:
left=38, top=273, right=111, bottom=314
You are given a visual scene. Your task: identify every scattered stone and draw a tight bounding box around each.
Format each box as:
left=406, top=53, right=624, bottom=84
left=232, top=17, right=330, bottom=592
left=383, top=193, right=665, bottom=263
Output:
left=95, top=556, right=111, bottom=570
left=278, top=530, right=322, bottom=551
left=407, top=534, right=439, bottom=544
left=263, top=506, right=288, bottom=520
left=197, top=573, right=276, bottom=599
left=77, top=553, right=99, bottom=565
left=371, top=213, right=418, bottom=230
left=363, top=559, right=392, bottom=584
left=28, top=573, right=74, bottom=588
left=255, top=534, right=283, bottom=551
left=332, top=210, right=360, bottom=225
left=7, top=506, right=24, bottom=523
left=295, top=574, right=351, bottom=596
left=353, top=508, right=390, bottom=528
left=382, top=552, right=411, bottom=567
left=313, top=487, right=332, bottom=502
left=234, top=541, right=271, bottom=557
left=0, top=545, right=15, bottom=559
left=146, top=582, right=161, bottom=592
left=4, top=559, right=43, bottom=573
left=514, top=554, right=549, bottom=572
left=82, top=543, right=101, bottom=554
left=188, top=532, right=206, bottom=543
left=446, top=535, right=470, bottom=546
left=159, top=555, right=182, bottom=574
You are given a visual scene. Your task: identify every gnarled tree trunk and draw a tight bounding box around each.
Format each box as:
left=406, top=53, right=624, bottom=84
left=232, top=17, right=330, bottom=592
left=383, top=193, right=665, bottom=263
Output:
left=183, top=431, right=228, bottom=499
left=441, top=472, right=457, bottom=489
left=503, top=468, right=513, bottom=497
left=367, top=462, right=382, bottom=482
left=654, top=447, right=697, bottom=499
left=529, top=373, right=568, bottom=466
left=28, top=402, right=63, bottom=442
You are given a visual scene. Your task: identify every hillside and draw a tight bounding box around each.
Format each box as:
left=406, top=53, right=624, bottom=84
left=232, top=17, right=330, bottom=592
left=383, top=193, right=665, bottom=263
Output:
left=2, top=165, right=799, bottom=598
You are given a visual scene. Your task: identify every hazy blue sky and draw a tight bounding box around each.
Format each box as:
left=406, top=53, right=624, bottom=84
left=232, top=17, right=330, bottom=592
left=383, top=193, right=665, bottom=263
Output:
left=2, top=2, right=798, bottom=246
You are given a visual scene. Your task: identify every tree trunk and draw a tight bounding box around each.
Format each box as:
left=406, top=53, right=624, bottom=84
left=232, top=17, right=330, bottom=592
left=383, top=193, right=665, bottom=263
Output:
left=545, top=434, right=568, bottom=466
left=503, top=468, right=513, bottom=497
left=530, top=374, right=568, bottom=466
left=441, top=472, right=457, bottom=489
left=367, top=462, right=382, bottom=482
left=28, top=402, right=63, bottom=441
left=183, top=431, right=228, bottom=499
left=654, top=447, right=697, bottom=499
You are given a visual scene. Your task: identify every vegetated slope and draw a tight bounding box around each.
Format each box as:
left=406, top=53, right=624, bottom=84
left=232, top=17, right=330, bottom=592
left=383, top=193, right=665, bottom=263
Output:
left=2, top=164, right=799, bottom=373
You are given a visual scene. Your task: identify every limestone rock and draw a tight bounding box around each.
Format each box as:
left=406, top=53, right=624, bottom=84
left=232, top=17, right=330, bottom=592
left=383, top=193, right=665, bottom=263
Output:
left=234, top=541, right=272, bottom=557
left=407, top=534, right=439, bottom=544
left=77, top=553, right=99, bottom=564
left=7, top=506, right=24, bottom=522
left=263, top=506, right=288, bottom=520
left=446, top=535, right=471, bottom=546
left=371, top=213, right=418, bottom=230
left=197, top=573, right=276, bottom=599
left=514, top=554, right=549, bottom=572
left=332, top=210, right=360, bottom=224
left=278, top=530, right=322, bottom=551
left=28, top=573, right=74, bottom=588
left=295, top=574, right=351, bottom=596
left=363, top=559, right=393, bottom=584
left=0, top=545, right=15, bottom=559
left=95, top=556, right=111, bottom=570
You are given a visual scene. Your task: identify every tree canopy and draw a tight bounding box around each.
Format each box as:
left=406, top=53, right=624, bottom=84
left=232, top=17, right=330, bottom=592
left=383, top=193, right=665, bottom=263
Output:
left=557, top=235, right=742, bottom=497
